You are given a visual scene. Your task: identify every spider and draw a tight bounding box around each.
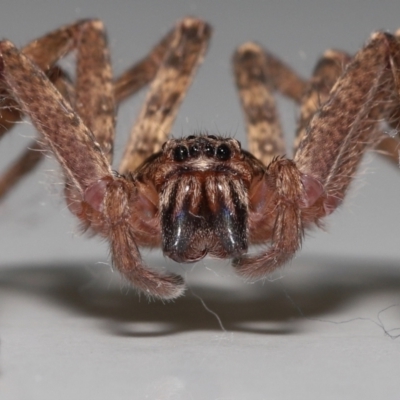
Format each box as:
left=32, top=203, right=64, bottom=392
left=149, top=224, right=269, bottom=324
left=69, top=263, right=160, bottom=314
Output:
left=0, top=18, right=400, bottom=299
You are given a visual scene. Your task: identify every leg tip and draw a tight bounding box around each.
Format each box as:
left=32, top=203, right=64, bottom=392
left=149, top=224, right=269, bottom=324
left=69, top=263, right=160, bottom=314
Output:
left=178, top=17, right=212, bottom=42
left=235, top=42, right=263, bottom=57
left=141, top=273, right=186, bottom=301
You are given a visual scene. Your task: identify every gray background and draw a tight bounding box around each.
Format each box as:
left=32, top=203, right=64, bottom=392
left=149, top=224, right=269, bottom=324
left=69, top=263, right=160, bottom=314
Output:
left=1, top=0, right=400, bottom=399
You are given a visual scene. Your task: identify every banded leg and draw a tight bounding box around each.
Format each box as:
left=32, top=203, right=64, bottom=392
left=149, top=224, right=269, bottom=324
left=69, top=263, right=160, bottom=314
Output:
left=118, top=18, right=212, bottom=173
left=263, top=49, right=307, bottom=102
left=233, top=43, right=307, bottom=165
left=0, top=19, right=177, bottom=200
left=0, top=67, right=75, bottom=198
left=294, top=46, right=400, bottom=166
left=295, top=32, right=400, bottom=206
left=72, top=20, right=115, bottom=161
left=0, top=41, right=111, bottom=190
left=113, top=28, right=175, bottom=103
left=233, top=43, right=286, bottom=165
left=294, top=49, right=351, bottom=151
left=0, top=32, right=185, bottom=299
left=0, top=19, right=114, bottom=149
left=236, top=32, right=400, bottom=278
left=0, top=22, right=76, bottom=139
left=0, top=19, right=114, bottom=194
left=0, top=36, right=75, bottom=196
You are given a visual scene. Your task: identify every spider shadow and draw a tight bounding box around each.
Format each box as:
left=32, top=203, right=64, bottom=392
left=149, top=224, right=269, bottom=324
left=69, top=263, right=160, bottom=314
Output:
left=1, top=255, right=400, bottom=337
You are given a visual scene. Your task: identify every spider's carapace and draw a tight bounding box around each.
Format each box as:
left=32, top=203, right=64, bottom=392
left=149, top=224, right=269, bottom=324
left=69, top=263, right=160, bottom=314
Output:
left=135, top=135, right=264, bottom=263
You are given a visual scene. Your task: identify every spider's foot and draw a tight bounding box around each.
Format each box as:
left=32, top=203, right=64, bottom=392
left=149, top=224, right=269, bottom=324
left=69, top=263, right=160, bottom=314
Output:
left=233, top=247, right=291, bottom=280
left=132, top=272, right=186, bottom=300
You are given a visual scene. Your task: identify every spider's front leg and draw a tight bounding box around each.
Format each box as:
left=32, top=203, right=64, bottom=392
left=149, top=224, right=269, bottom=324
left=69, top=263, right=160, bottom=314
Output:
left=235, top=31, right=400, bottom=279
left=0, top=41, right=183, bottom=298
left=295, top=32, right=400, bottom=207
left=0, top=18, right=210, bottom=299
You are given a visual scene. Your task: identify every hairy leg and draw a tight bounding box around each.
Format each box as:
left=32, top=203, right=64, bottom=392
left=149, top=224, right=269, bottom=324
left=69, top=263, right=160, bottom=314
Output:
left=233, top=42, right=286, bottom=165
left=0, top=41, right=111, bottom=189
left=0, top=21, right=77, bottom=139
left=0, top=19, right=178, bottom=199
left=118, top=17, right=212, bottom=173
left=294, top=46, right=400, bottom=166
left=0, top=18, right=214, bottom=299
left=73, top=20, right=115, bottom=161
left=0, top=34, right=185, bottom=299
left=294, top=49, right=351, bottom=152
left=0, top=66, right=75, bottom=198
left=235, top=31, right=400, bottom=278
left=295, top=32, right=400, bottom=205
left=0, top=20, right=114, bottom=198
left=113, top=29, right=175, bottom=103
left=262, top=49, right=307, bottom=102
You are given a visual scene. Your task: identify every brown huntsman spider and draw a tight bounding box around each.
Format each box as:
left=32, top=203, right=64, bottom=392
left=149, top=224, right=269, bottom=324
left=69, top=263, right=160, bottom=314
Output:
left=1, top=18, right=400, bottom=298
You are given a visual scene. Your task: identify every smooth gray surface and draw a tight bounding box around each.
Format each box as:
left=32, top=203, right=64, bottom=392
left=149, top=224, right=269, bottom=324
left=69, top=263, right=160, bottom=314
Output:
left=1, top=1, right=400, bottom=399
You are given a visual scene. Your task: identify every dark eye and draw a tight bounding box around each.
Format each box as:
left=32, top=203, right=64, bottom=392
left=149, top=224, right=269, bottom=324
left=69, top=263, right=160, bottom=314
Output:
left=207, top=134, right=217, bottom=140
left=187, top=135, right=196, bottom=140
left=173, top=145, right=189, bottom=161
left=204, top=143, right=215, bottom=157
left=216, top=144, right=231, bottom=160
left=189, top=144, right=200, bottom=157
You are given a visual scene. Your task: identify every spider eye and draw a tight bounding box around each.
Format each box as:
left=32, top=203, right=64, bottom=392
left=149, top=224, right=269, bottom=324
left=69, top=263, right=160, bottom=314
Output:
left=173, top=145, right=189, bottom=161
left=207, top=134, right=217, bottom=140
left=189, top=144, right=200, bottom=157
left=187, top=135, right=196, bottom=140
left=204, top=143, right=215, bottom=157
left=216, top=144, right=231, bottom=160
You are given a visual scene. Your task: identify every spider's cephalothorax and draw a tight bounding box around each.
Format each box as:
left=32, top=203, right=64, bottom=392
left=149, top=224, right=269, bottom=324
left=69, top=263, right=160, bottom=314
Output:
left=136, top=135, right=265, bottom=263
left=1, top=18, right=400, bottom=299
